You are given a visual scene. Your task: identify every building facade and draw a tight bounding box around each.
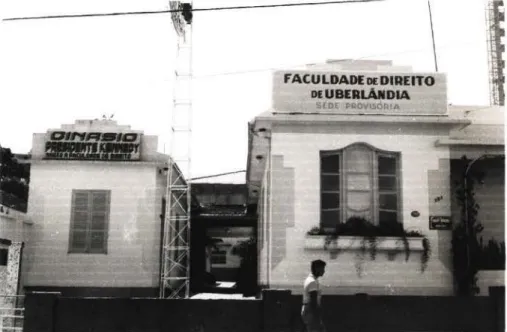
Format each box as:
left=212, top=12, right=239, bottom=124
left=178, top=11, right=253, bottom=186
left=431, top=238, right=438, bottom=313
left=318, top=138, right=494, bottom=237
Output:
left=247, top=60, right=505, bottom=296
left=22, top=119, right=185, bottom=297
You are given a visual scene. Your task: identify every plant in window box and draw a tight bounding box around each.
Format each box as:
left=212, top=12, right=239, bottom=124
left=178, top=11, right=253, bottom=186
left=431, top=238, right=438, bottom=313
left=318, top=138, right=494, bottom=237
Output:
left=306, top=216, right=431, bottom=277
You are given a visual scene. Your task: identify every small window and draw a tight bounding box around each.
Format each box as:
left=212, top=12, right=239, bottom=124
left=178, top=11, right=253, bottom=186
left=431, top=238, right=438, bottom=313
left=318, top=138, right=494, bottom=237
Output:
left=69, top=190, right=110, bottom=254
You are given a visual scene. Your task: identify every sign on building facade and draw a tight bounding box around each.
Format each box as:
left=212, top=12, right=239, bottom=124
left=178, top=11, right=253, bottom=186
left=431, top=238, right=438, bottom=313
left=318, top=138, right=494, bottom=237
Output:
left=272, top=70, right=448, bottom=115
left=44, top=131, right=142, bottom=161
left=429, top=215, right=452, bottom=230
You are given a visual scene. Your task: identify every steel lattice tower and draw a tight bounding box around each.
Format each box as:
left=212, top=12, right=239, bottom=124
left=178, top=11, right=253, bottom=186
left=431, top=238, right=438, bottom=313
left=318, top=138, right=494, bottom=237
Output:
left=485, top=0, right=505, bottom=106
left=160, top=1, right=193, bottom=299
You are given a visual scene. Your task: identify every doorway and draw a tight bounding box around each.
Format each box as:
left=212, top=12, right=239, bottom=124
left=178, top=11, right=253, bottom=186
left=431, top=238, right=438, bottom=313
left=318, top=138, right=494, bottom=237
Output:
left=190, top=222, right=257, bottom=296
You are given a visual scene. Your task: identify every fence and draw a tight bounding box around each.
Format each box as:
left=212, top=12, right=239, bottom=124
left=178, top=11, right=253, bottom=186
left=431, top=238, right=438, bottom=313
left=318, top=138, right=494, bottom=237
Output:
left=24, top=289, right=504, bottom=332
left=0, top=295, right=24, bottom=332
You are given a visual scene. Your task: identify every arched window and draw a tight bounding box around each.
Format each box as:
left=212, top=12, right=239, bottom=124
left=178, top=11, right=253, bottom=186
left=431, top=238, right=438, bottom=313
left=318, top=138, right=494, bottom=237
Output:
left=320, top=143, right=400, bottom=230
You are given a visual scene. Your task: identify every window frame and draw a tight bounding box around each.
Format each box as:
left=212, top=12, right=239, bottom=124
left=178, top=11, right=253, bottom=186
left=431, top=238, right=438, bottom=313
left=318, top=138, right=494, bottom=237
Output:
left=376, top=152, right=402, bottom=226
left=319, top=143, right=401, bottom=231
left=320, top=151, right=342, bottom=232
left=68, top=189, right=111, bottom=254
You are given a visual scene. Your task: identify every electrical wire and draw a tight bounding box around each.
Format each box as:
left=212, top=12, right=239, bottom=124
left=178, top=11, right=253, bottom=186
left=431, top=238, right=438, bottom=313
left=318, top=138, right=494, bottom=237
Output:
left=3, top=0, right=384, bottom=22
left=189, top=170, right=246, bottom=181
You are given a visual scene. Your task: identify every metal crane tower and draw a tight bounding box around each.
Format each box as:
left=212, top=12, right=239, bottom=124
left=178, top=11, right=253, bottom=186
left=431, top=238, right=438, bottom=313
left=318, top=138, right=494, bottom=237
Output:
left=485, top=0, right=505, bottom=106
left=160, top=0, right=193, bottom=299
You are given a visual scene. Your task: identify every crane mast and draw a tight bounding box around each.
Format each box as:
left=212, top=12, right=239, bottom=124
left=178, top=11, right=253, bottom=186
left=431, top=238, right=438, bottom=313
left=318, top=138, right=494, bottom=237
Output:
left=160, top=1, right=193, bottom=299
left=485, top=0, right=505, bottom=106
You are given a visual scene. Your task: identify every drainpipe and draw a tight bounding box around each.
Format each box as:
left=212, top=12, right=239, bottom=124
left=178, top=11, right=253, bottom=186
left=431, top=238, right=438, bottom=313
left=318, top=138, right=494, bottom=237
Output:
left=267, top=133, right=272, bottom=288
left=254, top=124, right=272, bottom=289
left=158, top=196, right=166, bottom=297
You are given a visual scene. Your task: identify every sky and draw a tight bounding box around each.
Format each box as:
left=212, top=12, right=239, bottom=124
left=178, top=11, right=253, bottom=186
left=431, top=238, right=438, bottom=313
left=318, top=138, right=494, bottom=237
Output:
left=0, top=0, right=493, bottom=183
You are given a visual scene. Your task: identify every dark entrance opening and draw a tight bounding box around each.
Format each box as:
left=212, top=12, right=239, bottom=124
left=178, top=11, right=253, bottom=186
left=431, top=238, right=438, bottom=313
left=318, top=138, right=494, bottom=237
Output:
left=189, top=183, right=257, bottom=297
left=190, top=216, right=257, bottom=296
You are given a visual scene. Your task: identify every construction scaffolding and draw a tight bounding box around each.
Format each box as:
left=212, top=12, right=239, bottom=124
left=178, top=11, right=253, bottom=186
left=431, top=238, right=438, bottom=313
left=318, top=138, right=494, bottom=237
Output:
left=485, top=0, right=505, bottom=106
left=160, top=1, right=193, bottom=299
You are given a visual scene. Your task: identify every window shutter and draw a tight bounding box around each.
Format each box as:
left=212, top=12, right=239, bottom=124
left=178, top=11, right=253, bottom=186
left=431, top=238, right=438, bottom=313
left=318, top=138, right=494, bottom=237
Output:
left=90, top=231, right=106, bottom=251
left=377, top=154, right=399, bottom=226
left=320, top=153, right=341, bottom=229
left=69, top=190, right=110, bottom=254
left=71, top=231, right=88, bottom=251
left=89, top=191, right=109, bottom=253
left=70, top=191, right=90, bottom=252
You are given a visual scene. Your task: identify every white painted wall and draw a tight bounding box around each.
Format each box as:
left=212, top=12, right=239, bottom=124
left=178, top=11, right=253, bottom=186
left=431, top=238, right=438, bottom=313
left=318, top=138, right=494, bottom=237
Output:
left=260, top=123, right=456, bottom=295
left=24, top=162, right=163, bottom=288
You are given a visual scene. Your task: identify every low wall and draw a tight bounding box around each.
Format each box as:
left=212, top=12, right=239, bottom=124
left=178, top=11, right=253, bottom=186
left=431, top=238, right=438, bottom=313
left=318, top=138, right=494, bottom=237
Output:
left=291, top=294, right=502, bottom=332
left=25, top=288, right=504, bottom=332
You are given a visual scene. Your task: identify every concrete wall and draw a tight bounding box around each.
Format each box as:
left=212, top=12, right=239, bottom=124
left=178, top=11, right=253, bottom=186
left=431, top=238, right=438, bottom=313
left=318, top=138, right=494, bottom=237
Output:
left=0, top=206, right=31, bottom=295
left=24, top=162, right=162, bottom=289
left=24, top=290, right=504, bottom=332
left=448, top=105, right=505, bottom=146
left=260, top=122, right=455, bottom=295
left=25, top=293, right=262, bottom=332
left=290, top=291, right=503, bottom=332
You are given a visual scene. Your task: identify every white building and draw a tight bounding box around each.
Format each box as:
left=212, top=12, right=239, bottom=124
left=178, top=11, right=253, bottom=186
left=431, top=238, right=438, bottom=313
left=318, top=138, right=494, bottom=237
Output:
left=21, top=119, right=186, bottom=297
left=247, top=60, right=505, bottom=296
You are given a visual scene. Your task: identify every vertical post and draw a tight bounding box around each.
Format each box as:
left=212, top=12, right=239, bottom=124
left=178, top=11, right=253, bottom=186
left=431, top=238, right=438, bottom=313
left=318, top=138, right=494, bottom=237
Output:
left=2, top=242, right=24, bottom=330
left=161, top=1, right=193, bottom=299
left=428, top=0, right=438, bottom=72
left=6, top=242, right=23, bottom=297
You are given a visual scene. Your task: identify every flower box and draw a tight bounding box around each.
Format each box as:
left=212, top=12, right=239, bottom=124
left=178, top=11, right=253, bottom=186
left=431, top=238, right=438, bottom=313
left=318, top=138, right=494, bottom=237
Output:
left=304, top=235, right=425, bottom=251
